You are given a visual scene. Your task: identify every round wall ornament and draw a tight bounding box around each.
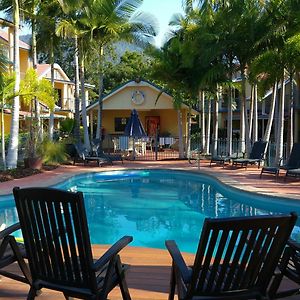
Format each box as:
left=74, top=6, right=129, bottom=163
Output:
left=131, top=90, right=145, bottom=105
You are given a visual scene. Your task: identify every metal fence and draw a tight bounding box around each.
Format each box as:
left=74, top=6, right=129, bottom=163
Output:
left=0, top=135, right=289, bottom=167
left=189, top=138, right=288, bottom=166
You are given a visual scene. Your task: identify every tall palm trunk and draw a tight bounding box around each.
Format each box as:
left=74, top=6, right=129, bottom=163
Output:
left=226, top=87, right=233, bottom=156
left=31, top=11, right=41, bottom=140
left=1, top=98, right=6, bottom=170
left=96, top=47, right=104, bottom=154
left=241, top=69, right=251, bottom=155
left=253, top=84, right=258, bottom=142
left=204, top=99, right=211, bottom=154
left=275, top=77, right=285, bottom=164
left=49, top=37, right=54, bottom=141
left=286, top=74, right=294, bottom=155
left=7, top=0, right=20, bottom=169
left=177, top=109, right=184, bottom=158
left=187, top=106, right=191, bottom=158
left=73, top=36, right=80, bottom=143
left=200, top=90, right=206, bottom=151
left=263, top=82, right=277, bottom=144
left=79, top=52, right=90, bottom=151
left=249, top=85, right=254, bottom=141
left=212, top=92, right=219, bottom=156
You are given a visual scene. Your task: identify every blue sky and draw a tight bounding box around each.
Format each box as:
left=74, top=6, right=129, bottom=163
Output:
left=140, top=0, right=184, bottom=46
left=1, top=0, right=184, bottom=47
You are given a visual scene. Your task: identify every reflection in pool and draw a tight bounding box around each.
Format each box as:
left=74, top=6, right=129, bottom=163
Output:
left=0, top=169, right=299, bottom=253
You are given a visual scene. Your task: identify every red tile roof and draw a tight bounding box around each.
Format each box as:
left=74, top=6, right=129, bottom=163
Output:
left=0, top=30, right=31, bottom=50
left=36, top=64, right=50, bottom=76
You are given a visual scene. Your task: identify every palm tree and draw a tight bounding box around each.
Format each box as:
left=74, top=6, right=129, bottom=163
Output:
left=56, top=17, right=91, bottom=149
left=36, top=0, right=63, bottom=141
left=56, top=0, right=90, bottom=146
left=4, top=0, right=21, bottom=169
left=0, top=49, right=11, bottom=170
left=82, top=0, right=158, bottom=153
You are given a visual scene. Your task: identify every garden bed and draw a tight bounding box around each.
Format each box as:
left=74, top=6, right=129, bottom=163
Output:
left=0, top=165, right=58, bottom=182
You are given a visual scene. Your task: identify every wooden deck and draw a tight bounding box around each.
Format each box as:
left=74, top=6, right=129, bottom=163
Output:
left=0, top=245, right=299, bottom=300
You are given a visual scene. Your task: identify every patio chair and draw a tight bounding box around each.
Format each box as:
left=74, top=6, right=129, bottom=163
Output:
left=260, top=143, right=300, bottom=179
left=210, top=152, right=244, bottom=168
left=0, top=223, right=31, bottom=284
left=13, top=187, right=133, bottom=300
left=268, top=238, right=300, bottom=298
left=74, top=143, right=112, bottom=166
left=232, top=141, right=268, bottom=169
left=165, top=213, right=297, bottom=300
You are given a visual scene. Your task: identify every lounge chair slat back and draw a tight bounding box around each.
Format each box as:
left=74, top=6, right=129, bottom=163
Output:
left=249, top=141, right=268, bottom=159
left=188, top=214, right=297, bottom=297
left=13, top=187, right=96, bottom=290
left=286, top=142, right=300, bottom=169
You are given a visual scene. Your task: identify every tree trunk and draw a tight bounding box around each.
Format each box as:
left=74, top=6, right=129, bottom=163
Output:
left=253, top=84, right=258, bottom=142
left=49, top=37, right=54, bottom=141
left=263, top=81, right=277, bottom=144
left=275, top=77, right=285, bottom=164
left=96, top=47, right=104, bottom=153
left=204, top=99, right=211, bottom=154
left=177, top=109, right=184, bottom=158
left=226, top=86, right=233, bottom=156
left=212, top=91, right=219, bottom=156
left=241, top=69, right=251, bottom=156
left=32, top=14, right=41, bottom=140
left=73, top=36, right=81, bottom=143
left=200, top=90, right=206, bottom=151
left=286, top=74, right=294, bottom=155
left=187, top=106, right=191, bottom=158
left=79, top=52, right=90, bottom=151
left=7, top=0, right=20, bottom=169
left=240, top=82, right=246, bottom=154
left=1, top=102, right=6, bottom=170
left=249, top=85, right=254, bottom=141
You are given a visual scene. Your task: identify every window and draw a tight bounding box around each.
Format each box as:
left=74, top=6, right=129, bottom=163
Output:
left=115, top=117, right=129, bottom=132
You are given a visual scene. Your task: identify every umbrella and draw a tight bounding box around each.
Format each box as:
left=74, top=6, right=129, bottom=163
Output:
left=124, top=109, right=147, bottom=159
left=124, top=109, right=147, bottom=138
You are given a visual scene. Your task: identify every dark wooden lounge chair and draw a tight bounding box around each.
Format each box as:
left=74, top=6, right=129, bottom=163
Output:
left=261, top=143, right=300, bottom=179
left=13, top=187, right=133, bottom=300
left=286, top=168, right=300, bottom=179
left=210, top=152, right=244, bottom=168
left=166, top=213, right=297, bottom=300
left=268, top=239, right=300, bottom=298
left=0, top=223, right=31, bottom=284
left=232, top=141, right=268, bottom=169
left=74, top=143, right=112, bottom=166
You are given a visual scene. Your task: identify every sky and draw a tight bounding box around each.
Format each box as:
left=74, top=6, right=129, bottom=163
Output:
left=0, top=0, right=184, bottom=47
left=140, top=0, right=184, bottom=47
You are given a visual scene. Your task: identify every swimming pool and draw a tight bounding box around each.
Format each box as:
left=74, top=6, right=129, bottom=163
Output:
left=0, top=169, right=300, bottom=253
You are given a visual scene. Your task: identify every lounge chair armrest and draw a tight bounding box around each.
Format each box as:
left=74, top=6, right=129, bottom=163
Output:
left=0, top=222, right=21, bottom=239
left=287, top=238, right=300, bottom=251
left=92, top=236, right=133, bottom=271
left=165, top=240, right=191, bottom=284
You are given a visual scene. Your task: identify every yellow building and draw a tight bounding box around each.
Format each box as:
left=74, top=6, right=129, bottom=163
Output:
left=0, top=18, right=80, bottom=135
left=86, top=79, right=193, bottom=140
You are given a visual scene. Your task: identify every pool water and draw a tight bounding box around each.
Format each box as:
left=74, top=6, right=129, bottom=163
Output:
left=1, top=169, right=300, bottom=253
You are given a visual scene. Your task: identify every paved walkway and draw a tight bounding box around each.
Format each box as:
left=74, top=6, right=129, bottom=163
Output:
left=0, top=160, right=299, bottom=299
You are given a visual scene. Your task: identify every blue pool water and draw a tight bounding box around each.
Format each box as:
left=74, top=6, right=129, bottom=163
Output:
left=1, top=169, right=300, bottom=253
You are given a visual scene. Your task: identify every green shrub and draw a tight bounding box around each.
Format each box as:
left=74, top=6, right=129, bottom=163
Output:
left=60, top=118, right=74, bottom=134
left=41, top=141, right=69, bottom=165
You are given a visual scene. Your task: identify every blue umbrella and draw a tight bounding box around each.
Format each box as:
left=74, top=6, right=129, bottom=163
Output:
left=124, top=109, right=147, bottom=159
left=124, top=109, right=147, bottom=138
